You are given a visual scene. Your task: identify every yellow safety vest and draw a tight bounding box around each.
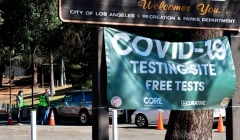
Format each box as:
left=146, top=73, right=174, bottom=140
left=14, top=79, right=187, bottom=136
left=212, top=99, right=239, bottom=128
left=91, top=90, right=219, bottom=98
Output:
left=16, top=96, right=24, bottom=108
left=39, top=95, right=48, bottom=106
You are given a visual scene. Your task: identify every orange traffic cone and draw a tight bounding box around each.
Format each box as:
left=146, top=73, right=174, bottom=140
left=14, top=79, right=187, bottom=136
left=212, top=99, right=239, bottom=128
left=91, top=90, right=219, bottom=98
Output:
left=156, top=112, right=165, bottom=130
left=216, top=114, right=224, bottom=132
left=49, top=110, right=55, bottom=125
left=8, top=112, right=13, bottom=125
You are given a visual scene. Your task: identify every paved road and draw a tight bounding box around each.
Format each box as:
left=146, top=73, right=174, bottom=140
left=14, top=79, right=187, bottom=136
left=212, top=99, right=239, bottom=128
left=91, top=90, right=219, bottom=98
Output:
left=0, top=112, right=226, bottom=140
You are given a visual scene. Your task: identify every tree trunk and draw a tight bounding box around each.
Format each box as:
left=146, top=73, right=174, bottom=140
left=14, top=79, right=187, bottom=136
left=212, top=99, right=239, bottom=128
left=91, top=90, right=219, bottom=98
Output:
left=60, top=56, right=65, bottom=86
left=32, top=45, right=38, bottom=89
left=0, top=74, right=2, bottom=87
left=0, top=64, right=4, bottom=87
left=33, top=62, right=38, bottom=88
left=165, top=29, right=223, bottom=140
left=50, top=47, right=55, bottom=96
left=10, top=65, right=14, bottom=81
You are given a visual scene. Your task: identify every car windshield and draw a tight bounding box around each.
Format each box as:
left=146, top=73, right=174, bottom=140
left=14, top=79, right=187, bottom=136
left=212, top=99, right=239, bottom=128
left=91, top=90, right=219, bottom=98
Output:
left=64, top=94, right=73, bottom=102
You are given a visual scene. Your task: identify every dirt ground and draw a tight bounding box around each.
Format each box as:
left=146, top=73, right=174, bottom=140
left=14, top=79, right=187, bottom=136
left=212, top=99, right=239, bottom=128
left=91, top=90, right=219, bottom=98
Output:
left=0, top=77, right=33, bottom=102
left=0, top=77, right=72, bottom=104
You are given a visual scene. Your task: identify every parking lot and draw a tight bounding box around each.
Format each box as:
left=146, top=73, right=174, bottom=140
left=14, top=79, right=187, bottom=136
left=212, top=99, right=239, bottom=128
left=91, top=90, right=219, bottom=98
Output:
left=0, top=112, right=226, bottom=140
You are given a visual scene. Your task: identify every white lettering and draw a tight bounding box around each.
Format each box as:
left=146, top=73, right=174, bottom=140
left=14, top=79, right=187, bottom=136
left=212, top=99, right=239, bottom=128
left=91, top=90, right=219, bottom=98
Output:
left=112, top=33, right=132, bottom=55
left=110, top=33, right=227, bottom=60
left=95, top=12, right=107, bottom=16
left=132, top=36, right=153, bottom=56
left=145, top=80, right=172, bottom=91
left=202, top=18, right=235, bottom=23
left=205, top=39, right=226, bottom=60
left=175, top=81, right=205, bottom=91
left=85, top=11, right=93, bottom=15
left=144, top=97, right=162, bottom=105
left=181, top=100, right=206, bottom=106
left=70, top=10, right=83, bottom=15
left=179, top=42, right=194, bottom=59
left=130, top=61, right=216, bottom=76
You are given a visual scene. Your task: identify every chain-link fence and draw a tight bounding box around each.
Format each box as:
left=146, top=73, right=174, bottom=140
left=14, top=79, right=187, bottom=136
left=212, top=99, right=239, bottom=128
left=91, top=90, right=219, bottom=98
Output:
left=0, top=101, right=30, bottom=118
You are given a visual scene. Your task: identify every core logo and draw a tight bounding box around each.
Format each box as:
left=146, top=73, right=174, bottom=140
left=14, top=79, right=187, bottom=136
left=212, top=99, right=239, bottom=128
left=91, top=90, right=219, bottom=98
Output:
left=144, top=97, right=162, bottom=105
left=181, top=100, right=206, bottom=106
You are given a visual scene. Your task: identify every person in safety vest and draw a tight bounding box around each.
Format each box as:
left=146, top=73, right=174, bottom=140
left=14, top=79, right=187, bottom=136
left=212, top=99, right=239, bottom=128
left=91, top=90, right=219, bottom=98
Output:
left=16, top=90, right=25, bottom=125
left=39, top=89, right=50, bottom=125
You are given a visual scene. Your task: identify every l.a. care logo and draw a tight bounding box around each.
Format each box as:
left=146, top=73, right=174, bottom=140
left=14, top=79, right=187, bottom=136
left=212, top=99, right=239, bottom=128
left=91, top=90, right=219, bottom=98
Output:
left=111, top=96, right=122, bottom=108
left=221, top=97, right=229, bottom=107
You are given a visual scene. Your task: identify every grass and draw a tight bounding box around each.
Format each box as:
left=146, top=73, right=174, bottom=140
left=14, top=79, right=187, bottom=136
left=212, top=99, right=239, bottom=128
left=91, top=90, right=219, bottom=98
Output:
left=0, top=77, right=79, bottom=109
left=10, top=85, right=76, bottom=109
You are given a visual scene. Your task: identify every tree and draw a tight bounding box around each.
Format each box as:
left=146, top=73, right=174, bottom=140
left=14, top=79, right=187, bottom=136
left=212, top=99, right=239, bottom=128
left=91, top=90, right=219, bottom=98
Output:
left=0, top=0, right=30, bottom=86
left=0, top=0, right=60, bottom=89
left=165, top=29, right=223, bottom=140
left=0, top=46, right=8, bottom=87
left=0, top=0, right=92, bottom=89
left=58, top=23, right=92, bottom=89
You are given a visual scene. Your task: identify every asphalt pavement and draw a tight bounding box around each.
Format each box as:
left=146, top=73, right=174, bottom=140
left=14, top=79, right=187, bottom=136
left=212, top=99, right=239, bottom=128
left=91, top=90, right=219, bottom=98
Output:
left=0, top=111, right=226, bottom=140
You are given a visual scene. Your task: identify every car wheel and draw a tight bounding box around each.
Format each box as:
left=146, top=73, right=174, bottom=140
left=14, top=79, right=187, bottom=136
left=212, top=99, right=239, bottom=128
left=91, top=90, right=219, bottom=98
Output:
left=79, top=110, right=90, bottom=125
left=135, top=114, right=148, bottom=128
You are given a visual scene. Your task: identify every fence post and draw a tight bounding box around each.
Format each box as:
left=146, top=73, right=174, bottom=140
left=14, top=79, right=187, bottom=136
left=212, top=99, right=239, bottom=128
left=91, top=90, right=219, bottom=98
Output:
left=7, top=104, right=9, bottom=112
left=0, top=101, right=2, bottom=111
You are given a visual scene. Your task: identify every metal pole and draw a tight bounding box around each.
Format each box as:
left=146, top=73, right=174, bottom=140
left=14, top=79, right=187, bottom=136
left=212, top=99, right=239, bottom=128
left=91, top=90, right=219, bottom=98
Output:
left=32, top=46, right=34, bottom=109
left=92, top=27, right=109, bottom=140
left=9, top=53, right=11, bottom=113
left=125, top=110, right=128, bottom=123
left=60, top=56, right=64, bottom=86
left=31, top=110, right=37, bottom=140
left=42, top=64, right=44, bottom=88
left=112, top=110, right=118, bottom=140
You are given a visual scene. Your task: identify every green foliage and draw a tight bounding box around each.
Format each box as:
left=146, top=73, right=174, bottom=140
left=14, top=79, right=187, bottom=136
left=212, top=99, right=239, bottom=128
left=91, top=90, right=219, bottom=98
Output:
left=67, top=64, right=92, bottom=89
left=54, top=23, right=92, bottom=88
left=0, top=0, right=185, bottom=89
left=0, top=0, right=61, bottom=71
left=112, top=25, right=185, bottom=41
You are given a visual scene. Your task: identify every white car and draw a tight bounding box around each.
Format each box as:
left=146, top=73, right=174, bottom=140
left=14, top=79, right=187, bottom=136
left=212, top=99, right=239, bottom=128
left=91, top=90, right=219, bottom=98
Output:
left=131, top=109, right=171, bottom=128
left=213, top=108, right=226, bottom=127
left=109, top=108, right=124, bottom=118
left=131, top=108, right=226, bottom=128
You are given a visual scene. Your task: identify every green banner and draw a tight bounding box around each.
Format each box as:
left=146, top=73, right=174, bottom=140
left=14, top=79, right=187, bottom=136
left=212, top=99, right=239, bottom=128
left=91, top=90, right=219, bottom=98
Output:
left=104, top=27, right=236, bottom=110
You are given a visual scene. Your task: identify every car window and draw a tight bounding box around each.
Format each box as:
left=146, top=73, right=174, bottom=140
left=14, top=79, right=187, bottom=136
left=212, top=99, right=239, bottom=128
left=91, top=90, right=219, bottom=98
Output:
left=84, top=92, right=92, bottom=102
left=64, top=94, right=73, bottom=102
left=73, top=93, right=83, bottom=102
